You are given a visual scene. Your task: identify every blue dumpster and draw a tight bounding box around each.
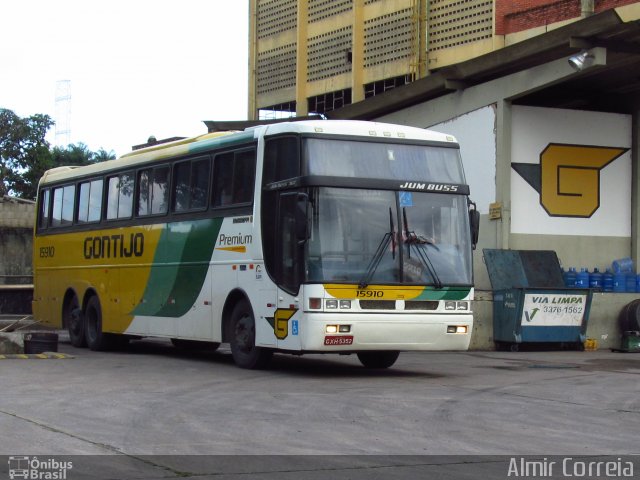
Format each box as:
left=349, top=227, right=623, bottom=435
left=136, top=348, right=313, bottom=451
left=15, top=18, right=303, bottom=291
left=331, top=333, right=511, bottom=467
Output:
left=484, top=249, right=592, bottom=351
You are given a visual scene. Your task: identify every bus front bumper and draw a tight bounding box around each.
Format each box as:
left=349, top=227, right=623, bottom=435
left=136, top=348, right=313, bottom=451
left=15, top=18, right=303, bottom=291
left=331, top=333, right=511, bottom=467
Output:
left=298, top=312, right=472, bottom=352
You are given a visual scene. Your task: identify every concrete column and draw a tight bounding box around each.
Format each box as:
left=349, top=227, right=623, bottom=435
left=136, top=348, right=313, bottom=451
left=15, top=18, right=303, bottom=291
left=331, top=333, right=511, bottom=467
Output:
left=631, top=107, right=640, bottom=266
left=295, top=1, right=309, bottom=117
left=247, top=0, right=257, bottom=120
left=351, top=0, right=365, bottom=103
left=418, top=0, right=428, bottom=78
left=495, top=99, right=512, bottom=249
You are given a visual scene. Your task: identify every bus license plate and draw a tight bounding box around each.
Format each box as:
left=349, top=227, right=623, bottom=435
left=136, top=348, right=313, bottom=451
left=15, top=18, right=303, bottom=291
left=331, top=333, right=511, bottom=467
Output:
left=324, top=335, right=353, bottom=346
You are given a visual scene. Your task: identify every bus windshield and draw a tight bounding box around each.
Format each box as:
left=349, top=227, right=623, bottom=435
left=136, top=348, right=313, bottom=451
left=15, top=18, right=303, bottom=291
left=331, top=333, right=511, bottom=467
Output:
left=306, top=187, right=473, bottom=286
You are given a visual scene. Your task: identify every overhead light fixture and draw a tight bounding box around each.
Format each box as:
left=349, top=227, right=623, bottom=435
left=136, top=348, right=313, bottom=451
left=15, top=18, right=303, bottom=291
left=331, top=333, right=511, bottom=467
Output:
left=568, top=50, right=595, bottom=71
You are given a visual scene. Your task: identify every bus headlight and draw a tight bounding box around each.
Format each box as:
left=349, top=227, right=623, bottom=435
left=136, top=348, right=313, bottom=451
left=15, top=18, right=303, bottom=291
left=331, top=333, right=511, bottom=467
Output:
left=447, top=325, right=468, bottom=334
left=339, top=300, right=351, bottom=309
left=326, top=300, right=338, bottom=309
left=445, top=301, right=469, bottom=311
left=326, top=324, right=351, bottom=333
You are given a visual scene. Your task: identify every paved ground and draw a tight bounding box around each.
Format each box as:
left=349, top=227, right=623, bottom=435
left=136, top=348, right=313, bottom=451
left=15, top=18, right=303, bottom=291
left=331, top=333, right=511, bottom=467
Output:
left=0, top=334, right=638, bottom=478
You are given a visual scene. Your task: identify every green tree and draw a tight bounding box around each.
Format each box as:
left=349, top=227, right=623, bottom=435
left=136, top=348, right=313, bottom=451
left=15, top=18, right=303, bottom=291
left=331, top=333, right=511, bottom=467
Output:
left=1, top=108, right=116, bottom=199
left=0, top=108, right=53, bottom=198
left=93, top=148, right=116, bottom=162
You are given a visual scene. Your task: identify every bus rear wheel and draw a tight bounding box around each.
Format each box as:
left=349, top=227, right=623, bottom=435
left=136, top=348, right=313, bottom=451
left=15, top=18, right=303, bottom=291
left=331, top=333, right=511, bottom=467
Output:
left=64, top=294, right=86, bottom=348
left=84, top=295, right=128, bottom=351
left=229, top=300, right=272, bottom=369
left=357, top=351, right=400, bottom=369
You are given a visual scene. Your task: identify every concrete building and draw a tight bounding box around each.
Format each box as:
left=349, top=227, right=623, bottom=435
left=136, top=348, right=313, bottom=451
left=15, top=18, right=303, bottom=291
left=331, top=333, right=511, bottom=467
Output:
left=248, top=0, right=639, bottom=119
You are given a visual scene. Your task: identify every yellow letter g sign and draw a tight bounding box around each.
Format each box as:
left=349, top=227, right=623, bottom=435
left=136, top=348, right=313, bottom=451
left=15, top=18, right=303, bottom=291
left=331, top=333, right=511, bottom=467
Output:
left=540, top=144, right=627, bottom=218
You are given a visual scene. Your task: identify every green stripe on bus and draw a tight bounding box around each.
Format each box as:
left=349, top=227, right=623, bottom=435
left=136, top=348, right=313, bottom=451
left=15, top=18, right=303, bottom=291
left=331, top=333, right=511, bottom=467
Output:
left=132, top=218, right=223, bottom=317
left=415, top=287, right=471, bottom=301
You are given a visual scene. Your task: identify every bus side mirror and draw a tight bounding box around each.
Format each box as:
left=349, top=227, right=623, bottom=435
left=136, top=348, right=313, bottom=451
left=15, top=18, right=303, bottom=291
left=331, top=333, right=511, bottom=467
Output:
left=469, top=202, right=480, bottom=250
left=295, top=193, right=310, bottom=244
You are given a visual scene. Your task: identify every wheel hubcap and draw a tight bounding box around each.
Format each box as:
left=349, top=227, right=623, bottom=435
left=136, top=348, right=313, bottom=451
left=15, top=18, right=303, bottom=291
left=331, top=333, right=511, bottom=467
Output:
left=235, top=314, right=254, bottom=353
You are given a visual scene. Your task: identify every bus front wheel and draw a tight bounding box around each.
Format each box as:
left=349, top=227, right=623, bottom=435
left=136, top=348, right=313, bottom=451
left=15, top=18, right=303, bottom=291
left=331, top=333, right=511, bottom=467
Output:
left=229, top=300, right=272, bottom=369
left=357, top=351, right=400, bottom=369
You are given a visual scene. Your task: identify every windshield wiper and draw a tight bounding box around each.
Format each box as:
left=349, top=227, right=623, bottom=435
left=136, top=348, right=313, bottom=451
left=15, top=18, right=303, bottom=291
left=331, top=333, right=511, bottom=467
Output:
left=403, top=208, right=443, bottom=289
left=358, top=208, right=395, bottom=289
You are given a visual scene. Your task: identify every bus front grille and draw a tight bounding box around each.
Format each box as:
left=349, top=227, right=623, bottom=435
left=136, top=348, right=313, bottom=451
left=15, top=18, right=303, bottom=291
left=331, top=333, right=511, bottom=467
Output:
left=359, top=300, right=396, bottom=310
left=404, top=301, right=439, bottom=310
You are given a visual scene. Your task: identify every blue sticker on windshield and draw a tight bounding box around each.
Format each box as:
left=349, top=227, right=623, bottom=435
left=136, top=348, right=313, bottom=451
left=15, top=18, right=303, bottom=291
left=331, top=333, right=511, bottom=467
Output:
left=399, top=191, right=414, bottom=207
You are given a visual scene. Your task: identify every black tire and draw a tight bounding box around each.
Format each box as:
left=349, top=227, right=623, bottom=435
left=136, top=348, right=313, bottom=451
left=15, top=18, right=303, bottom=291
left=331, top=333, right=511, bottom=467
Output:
left=171, top=338, right=220, bottom=351
left=85, top=295, right=113, bottom=351
left=619, top=299, right=640, bottom=332
left=64, top=294, right=86, bottom=348
left=229, top=300, right=272, bottom=369
left=357, top=351, right=400, bottom=369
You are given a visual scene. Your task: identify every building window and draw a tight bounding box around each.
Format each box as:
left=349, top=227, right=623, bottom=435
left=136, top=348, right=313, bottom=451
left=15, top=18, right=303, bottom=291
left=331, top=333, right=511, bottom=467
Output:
left=364, top=74, right=413, bottom=98
left=258, top=101, right=297, bottom=120
left=308, top=89, right=352, bottom=115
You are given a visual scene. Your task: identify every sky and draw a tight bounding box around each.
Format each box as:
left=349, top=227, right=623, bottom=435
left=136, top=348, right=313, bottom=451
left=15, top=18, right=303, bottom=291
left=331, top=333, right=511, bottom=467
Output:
left=0, top=0, right=249, bottom=157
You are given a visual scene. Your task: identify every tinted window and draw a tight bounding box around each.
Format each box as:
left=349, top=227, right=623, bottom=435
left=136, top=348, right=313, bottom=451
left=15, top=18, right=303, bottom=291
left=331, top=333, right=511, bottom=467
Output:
left=263, top=136, right=299, bottom=185
left=107, top=172, right=134, bottom=220
left=304, top=139, right=465, bottom=183
left=172, top=157, right=210, bottom=212
left=38, top=189, right=50, bottom=229
left=138, top=166, right=170, bottom=216
left=212, top=149, right=256, bottom=207
left=78, top=179, right=103, bottom=223
left=51, top=185, right=75, bottom=227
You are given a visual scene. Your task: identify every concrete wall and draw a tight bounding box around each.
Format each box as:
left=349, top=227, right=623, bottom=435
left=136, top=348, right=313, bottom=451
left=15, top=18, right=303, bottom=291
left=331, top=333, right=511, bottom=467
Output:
left=0, top=198, right=35, bottom=283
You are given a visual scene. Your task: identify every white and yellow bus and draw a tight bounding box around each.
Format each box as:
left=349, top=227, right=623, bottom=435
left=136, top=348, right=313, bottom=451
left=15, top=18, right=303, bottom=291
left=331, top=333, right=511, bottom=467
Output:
left=33, top=120, right=479, bottom=369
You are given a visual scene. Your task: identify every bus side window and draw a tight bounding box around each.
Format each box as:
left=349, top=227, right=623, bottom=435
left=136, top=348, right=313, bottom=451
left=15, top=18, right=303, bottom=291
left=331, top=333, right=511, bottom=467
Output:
left=263, top=136, right=299, bottom=185
left=38, top=189, right=51, bottom=229
left=77, top=179, right=103, bottom=223
left=212, top=149, right=256, bottom=208
left=234, top=150, right=255, bottom=204
left=51, top=185, right=75, bottom=228
left=107, top=172, right=134, bottom=220
left=138, top=166, right=170, bottom=216
left=172, top=158, right=210, bottom=213
left=212, top=153, right=234, bottom=207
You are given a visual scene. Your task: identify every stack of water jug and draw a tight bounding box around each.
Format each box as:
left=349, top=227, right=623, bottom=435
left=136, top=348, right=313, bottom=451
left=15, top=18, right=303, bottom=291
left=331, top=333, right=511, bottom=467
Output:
left=563, top=258, right=640, bottom=292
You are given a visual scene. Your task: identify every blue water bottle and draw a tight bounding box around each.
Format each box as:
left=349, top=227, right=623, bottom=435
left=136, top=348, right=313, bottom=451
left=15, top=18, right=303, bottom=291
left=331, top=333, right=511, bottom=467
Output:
left=627, top=273, right=637, bottom=293
left=563, top=267, right=577, bottom=287
left=613, top=272, right=626, bottom=292
left=576, top=268, right=590, bottom=288
left=613, top=257, right=634, bottom=273
left=636, top=274, right=640, bottom=293
left=603, top=268, right=614, bottom=292
left=589, top=268, right=602, bottom=290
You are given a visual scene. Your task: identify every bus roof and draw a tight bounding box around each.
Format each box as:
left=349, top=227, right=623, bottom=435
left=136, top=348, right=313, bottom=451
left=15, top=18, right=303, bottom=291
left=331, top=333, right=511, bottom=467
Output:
left=38, top=120, right=459, bottom=186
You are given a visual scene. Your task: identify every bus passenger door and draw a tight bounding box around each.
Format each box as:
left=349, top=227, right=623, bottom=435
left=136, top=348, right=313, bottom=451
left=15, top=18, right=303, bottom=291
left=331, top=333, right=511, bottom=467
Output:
left=274, top=192, right=305, bottom=350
